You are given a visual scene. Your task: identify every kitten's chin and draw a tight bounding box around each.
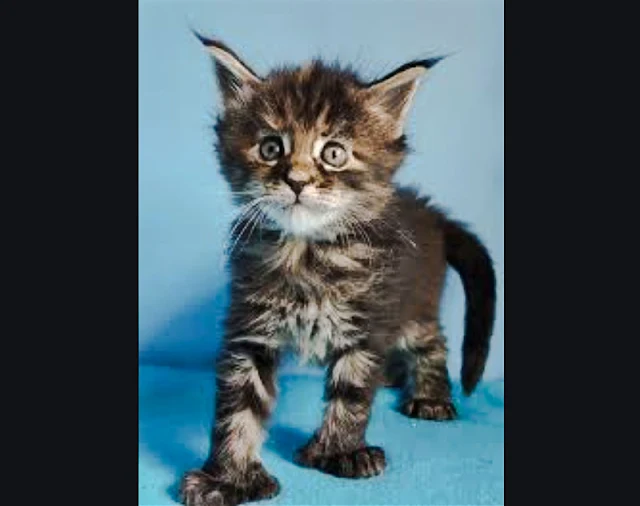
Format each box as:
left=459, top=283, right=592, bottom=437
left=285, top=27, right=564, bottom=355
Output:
left=267, top=203, right=340, bottom=239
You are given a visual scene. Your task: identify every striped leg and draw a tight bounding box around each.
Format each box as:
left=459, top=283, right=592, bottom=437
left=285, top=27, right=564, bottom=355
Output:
left=400, top=321, right=457, bottom=421
left=295, top=347, right=386, bottom=479
left=180, top=341, right=280, bottom=506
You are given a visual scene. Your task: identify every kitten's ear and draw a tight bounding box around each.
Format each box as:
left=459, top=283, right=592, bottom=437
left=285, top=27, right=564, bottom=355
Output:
left=194, top=32, right=262, bottom=107
left=365, top=58, right=444, bottom=136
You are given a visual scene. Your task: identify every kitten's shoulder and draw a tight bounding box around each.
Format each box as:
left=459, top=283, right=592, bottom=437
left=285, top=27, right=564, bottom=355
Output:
left=388, top=185, right=449, bottom=252
left=392, top=184, right=448, bottom=223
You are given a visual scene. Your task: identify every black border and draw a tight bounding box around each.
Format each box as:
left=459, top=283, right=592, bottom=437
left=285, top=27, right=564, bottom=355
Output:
left=504, top=1, right=627, bottom=503
left=7, top=3, right=139, bottom=504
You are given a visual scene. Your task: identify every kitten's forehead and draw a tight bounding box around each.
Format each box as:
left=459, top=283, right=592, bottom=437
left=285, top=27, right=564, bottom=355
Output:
left=254, top=61, right=363, bottom=133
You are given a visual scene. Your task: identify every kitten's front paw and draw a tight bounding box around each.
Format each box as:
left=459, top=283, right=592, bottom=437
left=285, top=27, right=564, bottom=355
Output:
left=180, top=464, right=280, bottom=506
left=295, top=445, right=386, bottom=479
left=402, top=398, right=458, bottom=421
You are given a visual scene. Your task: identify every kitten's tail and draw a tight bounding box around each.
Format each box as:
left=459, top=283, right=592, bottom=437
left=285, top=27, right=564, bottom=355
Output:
left=444, top=219, right=497, bottom=396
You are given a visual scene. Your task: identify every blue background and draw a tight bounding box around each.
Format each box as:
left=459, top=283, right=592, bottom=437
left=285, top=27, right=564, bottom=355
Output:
left=139, top=0, right=504, bottom=379
left=139, top=1, right=503, bottom=504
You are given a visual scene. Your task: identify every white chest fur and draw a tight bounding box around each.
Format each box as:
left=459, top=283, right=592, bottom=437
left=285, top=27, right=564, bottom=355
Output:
left=279, top=296, right=359, bottom=364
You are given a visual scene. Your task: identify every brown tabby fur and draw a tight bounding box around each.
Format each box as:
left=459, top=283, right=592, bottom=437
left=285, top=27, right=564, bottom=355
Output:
left=180, top=34, right=496, bottom=506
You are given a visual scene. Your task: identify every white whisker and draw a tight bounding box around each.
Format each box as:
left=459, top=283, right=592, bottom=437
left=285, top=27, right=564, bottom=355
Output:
left=225, top=202, right=266, bottom=258
left=223, top=199, right=264, bottom=248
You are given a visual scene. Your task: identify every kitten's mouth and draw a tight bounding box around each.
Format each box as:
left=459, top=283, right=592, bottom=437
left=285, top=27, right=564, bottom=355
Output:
left=294, top=195, right=328, bottom=211
left=285, top=198, right=313, bottom=211
left=287, top=200, right=313, bottom=213
left=262, top=198, right=339, bottom=237
left=260, top=188, right=349, bottom=237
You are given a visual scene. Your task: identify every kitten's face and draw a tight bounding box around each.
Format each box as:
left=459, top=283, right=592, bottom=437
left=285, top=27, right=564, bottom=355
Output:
left=201, top=37, right=439, bottom=238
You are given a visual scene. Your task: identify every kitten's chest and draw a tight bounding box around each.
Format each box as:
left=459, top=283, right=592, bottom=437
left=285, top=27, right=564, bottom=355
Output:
left=260, top=240, right=374, bottom=363
left=279, top=295, right=358, bottom=363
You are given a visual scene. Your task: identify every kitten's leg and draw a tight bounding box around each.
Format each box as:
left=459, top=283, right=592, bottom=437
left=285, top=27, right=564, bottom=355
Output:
left=401, top=321, right=457, bottom=421
left=382, top=347, right=408, bottom=388
left=295, top=346, right=386, bottom=479
left=180, top=341, right=280, bottom=506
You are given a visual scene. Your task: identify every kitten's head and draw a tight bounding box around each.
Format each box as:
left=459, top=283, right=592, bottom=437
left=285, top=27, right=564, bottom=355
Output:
left=198, top=35, right=442, bottom=239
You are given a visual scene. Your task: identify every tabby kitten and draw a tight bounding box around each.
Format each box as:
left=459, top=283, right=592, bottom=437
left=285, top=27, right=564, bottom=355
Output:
left=181, top=34, right=496, bottom=506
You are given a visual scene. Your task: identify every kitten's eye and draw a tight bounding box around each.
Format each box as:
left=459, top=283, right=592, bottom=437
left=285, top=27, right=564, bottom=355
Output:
left=259, top=136, right=284, bottom=162
left=321, top=142, right=348, bottom=169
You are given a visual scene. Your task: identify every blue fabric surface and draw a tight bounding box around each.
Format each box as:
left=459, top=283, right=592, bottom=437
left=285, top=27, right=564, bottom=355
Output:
left=139, top=365, right=504, bottom=505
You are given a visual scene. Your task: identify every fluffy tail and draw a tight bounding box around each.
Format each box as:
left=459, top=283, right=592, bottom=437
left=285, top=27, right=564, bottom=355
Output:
left=444, top=220, right=497, bottom=395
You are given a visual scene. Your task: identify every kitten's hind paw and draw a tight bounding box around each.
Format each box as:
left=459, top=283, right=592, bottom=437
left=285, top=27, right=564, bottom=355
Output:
left=402, top=398, right=458, bottom=421
left=180, top=464, right=280, bottom=506
left=295, top=445, right=386, bottom=479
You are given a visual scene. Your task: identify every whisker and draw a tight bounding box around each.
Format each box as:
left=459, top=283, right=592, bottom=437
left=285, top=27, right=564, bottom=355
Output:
left=341, top=215, right=364, bottom=258
left=351, top=222, right=374, bottom=265
left=225, top=203, right=265, bottom=258
left=222, top=198, right=266, bottom=253
left=372, top=212, right=417, bottom=249
left=240, top=204, right=269, bottom=254
left=335, top=215, right=351, bottom=251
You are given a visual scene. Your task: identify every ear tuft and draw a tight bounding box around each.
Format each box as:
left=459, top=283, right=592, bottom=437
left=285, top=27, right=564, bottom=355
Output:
left=193, top=32, right=262, bottom=108
left=365, top=56, right=445, bottom=136
left=191, top=29, right=214, bottom=47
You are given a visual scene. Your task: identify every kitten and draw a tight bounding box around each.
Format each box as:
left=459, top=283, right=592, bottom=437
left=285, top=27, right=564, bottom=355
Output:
left=180, top=34, right=497, bottom=506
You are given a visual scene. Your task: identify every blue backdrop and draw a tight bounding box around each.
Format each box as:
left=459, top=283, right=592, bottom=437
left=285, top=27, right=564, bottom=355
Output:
left=138, top=0, right=504, bottom=380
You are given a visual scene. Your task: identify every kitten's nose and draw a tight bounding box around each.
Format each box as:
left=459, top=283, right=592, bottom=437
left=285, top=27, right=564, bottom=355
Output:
left=285, top=177, right=306, bottom=196
left=284, top=169, right=310, bottom=196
